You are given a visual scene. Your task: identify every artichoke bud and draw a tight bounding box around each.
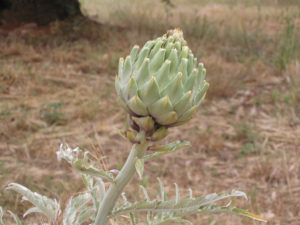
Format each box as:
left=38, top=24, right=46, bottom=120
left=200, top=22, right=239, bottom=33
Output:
left=131, top=116, right=155, bottom=132
left=150, top=126, right=168, bottom=141
left=116, top=29, right=209, bottom=129
left=124, top=129, right=140, bottom=144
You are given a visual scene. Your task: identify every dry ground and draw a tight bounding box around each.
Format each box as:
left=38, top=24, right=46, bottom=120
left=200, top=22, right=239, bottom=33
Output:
left=0, top=0, right=300, bottom=224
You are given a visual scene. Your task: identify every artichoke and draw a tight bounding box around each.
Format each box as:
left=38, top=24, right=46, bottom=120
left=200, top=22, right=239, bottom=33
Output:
left=115, top=29, right=208, bottom=133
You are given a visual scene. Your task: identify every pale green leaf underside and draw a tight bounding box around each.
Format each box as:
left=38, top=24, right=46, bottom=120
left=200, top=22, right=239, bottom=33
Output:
left=144, top=141, right=191, bottom=160
left=6, top=183, right=60, bottom=221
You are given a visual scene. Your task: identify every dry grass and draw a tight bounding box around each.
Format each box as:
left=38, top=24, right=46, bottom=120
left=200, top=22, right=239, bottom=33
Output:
left=0, top=0, right=300, bottom=224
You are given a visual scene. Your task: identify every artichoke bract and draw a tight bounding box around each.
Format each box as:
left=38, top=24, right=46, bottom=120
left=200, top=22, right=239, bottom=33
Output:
left=115, top=29, right=209, bottom=132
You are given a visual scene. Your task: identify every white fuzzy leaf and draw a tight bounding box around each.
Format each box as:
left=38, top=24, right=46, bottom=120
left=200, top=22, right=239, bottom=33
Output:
left=97, top=178, right=106, bottom=204
left=0, top=207, right=5, bottom=225
left=188, top=189, right=193, bottom=200
left=140, top=186, right=150, bottom=202
left=144, top=141, right=191, bottom=160
left=198, top=205, right=267, bottom=222
left=157, top=178, right=166, bottom=202
left=174, top=183, right=180, bottom=204
left=111, top=190, right=248, bottom=216
left=135, top=158, right=144, bottom=180
left=75, top=208, right=95, bottom=225
left=63, top=193, right=93, bottom=225
left=6, top=183, right=60, bottom=221
left=23, top=207, right=44, bottom=218
left=74, top=160, right=114, bottom=182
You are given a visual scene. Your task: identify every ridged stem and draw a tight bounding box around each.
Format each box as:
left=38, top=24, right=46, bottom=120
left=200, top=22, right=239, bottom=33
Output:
left=94, top=131, right=148, bottom=225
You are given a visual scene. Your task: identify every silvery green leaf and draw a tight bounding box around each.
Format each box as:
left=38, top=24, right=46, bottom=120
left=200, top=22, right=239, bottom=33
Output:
left=8, top=211, right=22, bottom=225
left=144, top=141, right=191, bottom=160
left=6, top=183, right=60, bottom=221
left=230, top=208, right=266, bottom=222
left=97, top=178, right=106, bottom=204
left=63, top=193, right=93, bottom=225
left=188, top=189, right=193, bottom=200
left=135, top=158, right=144, bottom=180
left=0, top=207, right=5, bottom=225
left=24, top=207, right=44, bottom=218
left=157, top=178, right=166, bottom=201
left=75, top=208, right=95, bottom=225
left=198, top=205, right=267, bottom=222
left=140, top=186, right=150, bottom=202
left=57, top=144, right=80, bottom=164
left=174, top=183, right=180, bottom=204
left=111, top=190, right=248, bottom=217
left=74, top=160, right=114, bottom=182
left=81, top=175, right=102, bottom=212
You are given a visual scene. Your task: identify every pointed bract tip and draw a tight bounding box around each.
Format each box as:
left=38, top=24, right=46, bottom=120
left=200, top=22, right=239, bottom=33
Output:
left=166, top=28, right=184, bottom=39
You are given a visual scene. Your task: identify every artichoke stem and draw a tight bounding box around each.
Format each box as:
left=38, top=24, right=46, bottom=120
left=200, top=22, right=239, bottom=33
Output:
left=94, top=131, right=148, bottom=225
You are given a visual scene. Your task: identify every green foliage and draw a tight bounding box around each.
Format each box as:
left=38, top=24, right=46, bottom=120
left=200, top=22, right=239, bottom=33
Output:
left=1, top=144, right=266, bottom=224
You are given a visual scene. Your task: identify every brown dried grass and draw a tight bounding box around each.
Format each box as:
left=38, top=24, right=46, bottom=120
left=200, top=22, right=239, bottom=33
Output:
left=0, top=1, right=300, bottom=224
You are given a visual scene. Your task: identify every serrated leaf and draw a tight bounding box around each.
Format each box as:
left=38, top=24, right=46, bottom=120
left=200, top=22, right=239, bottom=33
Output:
left=198, top=205, right=267, bottom=222
left=231, top=208, right=267, bottom=222
left=140, top=186, right=150, bottom=202
left=24, top=207, right=44, bottom=218
left=74, top=160, right=114, bottom=182
left=6, top=183, right=60, bottom=221
left=135, top=158, right=144, bottom=180
left=97, top=178, right=106, bottom=204
left=144, top=141, right=191, bottom=160
left=174, top=183, right=180, bottom=204
left=0, top=207, right=5, bottom=225
left=111, top=190, right=249, bottom=217
left=8, top=211, right=22, bottom=225
left=63, top=193, right=93, bottom=225
left=75, top=208, right=95, bottom=225
left=157, top=178, right=166, bottom=202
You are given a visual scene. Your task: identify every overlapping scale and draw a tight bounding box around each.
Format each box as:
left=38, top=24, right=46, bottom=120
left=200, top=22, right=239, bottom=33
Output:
left=115, top=29, right=209, bottom=127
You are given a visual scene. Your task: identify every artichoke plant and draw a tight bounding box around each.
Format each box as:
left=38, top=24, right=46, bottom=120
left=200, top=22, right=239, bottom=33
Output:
left=1, top=29, right=265, bottom=225
left=116, top=29, right=209, bottom=134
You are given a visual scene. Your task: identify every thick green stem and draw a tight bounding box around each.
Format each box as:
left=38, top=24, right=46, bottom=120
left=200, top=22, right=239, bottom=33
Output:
left=94, top=132, right=148, bottom=225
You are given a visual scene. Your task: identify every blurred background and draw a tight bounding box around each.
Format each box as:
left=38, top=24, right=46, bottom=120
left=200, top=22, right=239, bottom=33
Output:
left=0, top=0, right=299, bottom=224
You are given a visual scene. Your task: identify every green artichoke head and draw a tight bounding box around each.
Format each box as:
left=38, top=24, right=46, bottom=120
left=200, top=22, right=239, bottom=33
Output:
left=116, top=29, right=209, bottom=134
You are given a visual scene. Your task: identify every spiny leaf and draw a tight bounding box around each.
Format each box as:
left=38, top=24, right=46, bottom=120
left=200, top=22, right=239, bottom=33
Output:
left=74, top=160, right=114, bottom=182
left=174, top=183, right=180, bottom=204
left=140, top=186, right=150, bottom=202
left=231, top=208, right=267, bottom=222
left=111, top=190, right=249, bottom=216
left=198, top=205, right=267, bottom=222
left=0, top=207, right=5, bottom=225
left=75, top=208, right=95, bottom=225
left=144, top=141, right=191, bottom=160
left=63, top=193, right=93, bottom=225
left=6, top=183, right=60, bottom=221
left=24, top=207, right=44, bottom=218
left=135, top=158, right=144, bottom=180
left=157, top=178, right=166, bottom=202
left=97, top=178, right=106, bottom=204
